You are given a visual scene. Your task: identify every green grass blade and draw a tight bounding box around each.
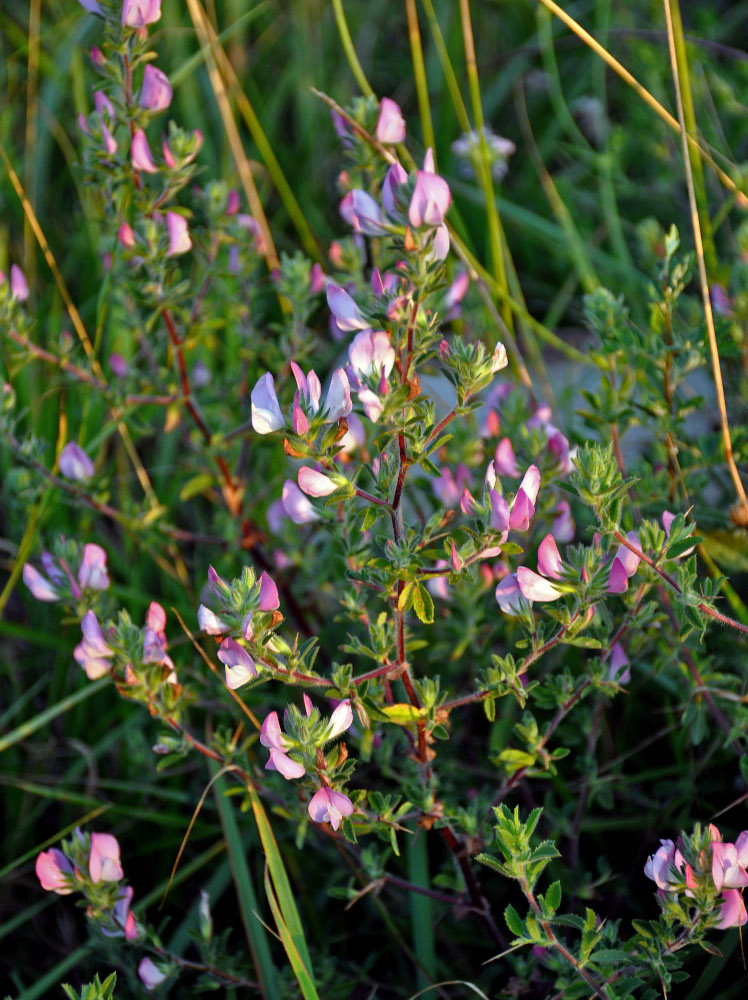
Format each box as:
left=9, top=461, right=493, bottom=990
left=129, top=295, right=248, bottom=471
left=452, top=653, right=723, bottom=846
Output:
left=0, top=678, right=109, bottom=754
left=212, top=768, right=280, bottom=1000
left=408, top=832, right=436, bottom=987
left=263, top=866, right=320, bottom=1000
left=248, top=783, right=314, bottom=978
left=330, top=0, right=375, bottom=98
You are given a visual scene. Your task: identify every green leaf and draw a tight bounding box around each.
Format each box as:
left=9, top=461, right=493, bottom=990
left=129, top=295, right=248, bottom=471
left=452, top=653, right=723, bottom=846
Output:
left=504, top=904, right=525, bottom=937
left=412, top=584, right=434, bottom=624
left=545, top=880, right=562, bottom=912
left=179, top=472, right=216, bottom=501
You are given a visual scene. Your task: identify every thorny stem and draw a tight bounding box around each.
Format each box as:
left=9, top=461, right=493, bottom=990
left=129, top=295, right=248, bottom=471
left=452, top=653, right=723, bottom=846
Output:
left=612, top=530, right=748, bottom=635
left=518, top=875, right=609, bottom=1000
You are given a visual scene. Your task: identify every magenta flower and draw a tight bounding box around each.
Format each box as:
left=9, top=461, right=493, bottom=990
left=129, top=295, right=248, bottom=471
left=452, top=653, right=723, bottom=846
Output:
left=138, top=957, right=168, bottom=990
left=74, top=611, right=115, bottom=679
left=58, top=442, right=94, bottom=482
left=517, top=534, right=565, bottom=604
left=78, top=543, right=110, bottom=591
left=382, top=160, right=409, bottom=216
left=408, top=154, right=451, bottom=228
left=340, top=190, right=388, bottom=236
left=607, top=643, right=631, bottom=684
left=348, top=330, right=395, bottom=384
left=89, top=832, right=123, bottom=883
left=139, top=65, right=172, bottom=111
left=433, top=465, right=470, bottom=510
left=281, top=480, right=321, bottom=524
left=166, top=212, right=191, bottom=256
left=118, top=222, right=136, bottom=249
left=258, top=571, right=280, bottom=611
left=376, top=98, right=406, bottom=144
left=131, top=129, right=158, bottom=173
left=290, top=362, right=352, bottom=426
left=122, top=0, right=162, bottom=28
left=217, top=638, right=256, bottom=690
left=308, top=787, right=354, bottom=831
left=35, top=848, right=74, bottom=894
left=608, top=533, right=641, bottom=594
left=102, top=885, right=138, bottom=941
left=251, top=372, right=285, bottom=434
left=327, top=283, right=369, bottom=331
left=298, top=467, right=337, bottom=498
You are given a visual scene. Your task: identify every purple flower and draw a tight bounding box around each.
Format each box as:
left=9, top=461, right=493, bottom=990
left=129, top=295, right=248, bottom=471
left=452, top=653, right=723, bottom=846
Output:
left=327, top=284, right=369, bottom=331
left=166, top=212, right=191, bottom=256
left=59, top=442, right=94, bottom=482
left=138, top=957, right=168, bottom=990
left=74, top=611, right=115, bottom=679
left=382, top=160, right=409, bottom=216
left=131, top=129, right=158, bottom=173
left=376, top=98, right=406, bottom=144
left=251, top=372, right=284, bottom=434
left=217, top=638, right=256, bottom=690
left=139, top=65, right=172, bottom=111
left=348, top=330, right=395, bottom=383
left=433, top=465, right=470, bottom=510
left=122, top=0, right=162, bottom=28
left=551, top=500, right=575, bottom=543
left=308, top=787, right=354, bottom=830
left=260, top=711, right=305, bottom=779
left=77, top=0, right=104, bottom=14
left=89, top=832, right=123, bottom=883
left=516, top=534, right=565, bottom=604
left=408, top=156, right=451, bottom=228
left=712, top=840, right=748, bottom=891
left=35, top=848, right=74, bottom=894
left=281, top=480, right=320, bottom=523
left=340, top=190, right=388, bottom=236
left=607, top=643, right=631, bottom=684
left=78, top=543, right=110, bottom=591
left=644, top=839, right=684, bottom=890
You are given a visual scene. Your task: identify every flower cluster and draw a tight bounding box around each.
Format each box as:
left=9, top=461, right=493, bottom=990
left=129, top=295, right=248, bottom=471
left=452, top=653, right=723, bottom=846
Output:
left=645, top=824, right=748, bottom=929
left=24, top=542, right=109, bottom=604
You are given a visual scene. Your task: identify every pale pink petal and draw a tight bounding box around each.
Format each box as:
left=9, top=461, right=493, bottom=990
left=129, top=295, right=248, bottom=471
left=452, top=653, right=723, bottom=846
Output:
left=298, top=467, right=336, bottom=497
left=267, top=747, right=305, bottom=779
left=376, top=97, right=406, bottom=144
left=326, top=699, right=353, bottom=740
left=494, top=439, right=520, bottom=477
left=89, top=832, right=123, bottom=883
left=537, top=534, right=563, bottom=580
left=258, top=571, right=280, bottom=611
left=517, top=567, right=563, bottom=602
left=251, top=372, right=285, bottom=434
left=131, top=129, right=158, bottom=173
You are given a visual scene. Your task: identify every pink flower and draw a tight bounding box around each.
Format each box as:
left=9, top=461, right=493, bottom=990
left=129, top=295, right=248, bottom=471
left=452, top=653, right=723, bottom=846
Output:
left=517, top=535, right=564, bottom=604
left=10, top=264, right=29, bottom=301
left=118, top=222, right=136, bottom=248
left=712, top=840, right=748, bottom=891
left=217, top=638, right=256, bottom=690
left=131, top=129, right=158, bottom=173
left=552, top=500, right=575, bottom=543
left=74, top=611, right=115, bottom=679
left=348, top=330, right=395, bottom=384
left=89, top=832, right=123, bottom=883
left=607, top=643, right=631, bottom=684
left=166, top=212, right=191, bottom=256
left=608, top=533, right=641, bottom=594
left=494, top=438, right=520, bottom=477
left=258, top=571, right=280, bottom=611
left=509, top=465, right=541, bottom=531
left=139, top=65, right=172, bottom=111
left=59, top=442, right=94, bottom=482
left=122, top=0, right=162, bottom=28
left=251, top=372, right=284, bottom=434
left=35, top=849, right=74, bottom=894
left=78, top=543, right=110, bottom=591
left=260, top=711, right=305, bottom=779
left=23, top=562, right=63, bottom=602
left=281, top=480, right=320, bottom=523
left=308, top=787, right=354, bottom=831
left=433, top=465, right=470, bottom=510
left=715, top=889, right=748, bottom=929
left=408, top=155, right=451, bottom=228
left=376, top=98, right=406, bottom=144
left=138, top=957, right=168, bottom=990
left=325, top=699, right=353, bottom=740
left=298, top=467, right=337, bottom=498
left=102, top=885, right=138, bottom=940
left=197, top=605, right=231, bottom=635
